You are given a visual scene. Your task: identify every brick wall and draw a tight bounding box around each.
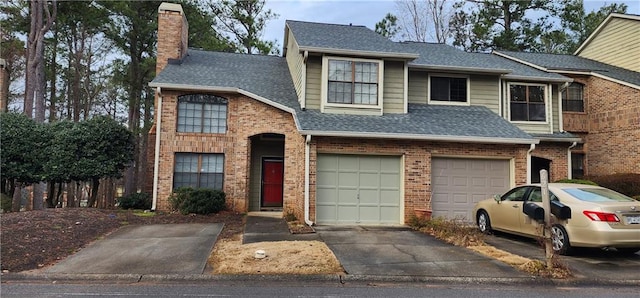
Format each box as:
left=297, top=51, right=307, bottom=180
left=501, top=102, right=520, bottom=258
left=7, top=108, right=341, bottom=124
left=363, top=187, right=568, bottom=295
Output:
left=0, top=59, right=8, bottom=112
left=310, top=137, right=530, bottom=223
left=531, top=142, right=570, bottom=181
left=563, top=75, right=640, bottom=175
left=153, top=91, right=305, bottom=217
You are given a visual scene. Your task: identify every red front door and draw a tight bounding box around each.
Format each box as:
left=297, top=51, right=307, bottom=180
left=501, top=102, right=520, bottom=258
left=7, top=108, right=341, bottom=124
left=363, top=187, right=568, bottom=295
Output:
left=262, top=159, right=284, bottom=207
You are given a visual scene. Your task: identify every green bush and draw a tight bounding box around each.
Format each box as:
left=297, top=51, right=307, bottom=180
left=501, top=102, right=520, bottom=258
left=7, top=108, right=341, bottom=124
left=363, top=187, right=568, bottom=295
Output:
left=1, top=193, right=12, bottom=212
left=117, top=192, right=151, bottom=210
left=587, top=173, right=640, bottom=197
left=169, top=187, right=226, bottom=215
left=554, top=179, right=598, bottom=185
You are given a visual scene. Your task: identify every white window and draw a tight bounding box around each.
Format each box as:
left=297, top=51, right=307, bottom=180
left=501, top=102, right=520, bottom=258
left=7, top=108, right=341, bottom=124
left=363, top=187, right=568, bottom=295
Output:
left=177, top=94, right=227, bottom=133
left=508, top=83, right=547, bottom=122
left=322, top=56, right=384, bottom=109
left=173, top=153, right=224, bottom=190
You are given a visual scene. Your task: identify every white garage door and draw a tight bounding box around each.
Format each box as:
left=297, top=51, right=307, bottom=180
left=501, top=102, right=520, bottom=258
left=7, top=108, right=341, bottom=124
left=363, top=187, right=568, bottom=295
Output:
left=316, top=154, right=401, bottom=225
left=431, top=158, right=510, bottom=220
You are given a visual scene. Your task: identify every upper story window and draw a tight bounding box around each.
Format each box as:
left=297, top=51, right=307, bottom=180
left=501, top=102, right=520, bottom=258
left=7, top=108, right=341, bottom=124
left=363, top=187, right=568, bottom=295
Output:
left=509, top=83, right=546, bottom=122
left=562, top=82, right=584, bottom=112
left=322, top=57, right=384, bottom=108
left=429, top=76, right=468, bottom=103
left=177, top=94, right=227, bottom=133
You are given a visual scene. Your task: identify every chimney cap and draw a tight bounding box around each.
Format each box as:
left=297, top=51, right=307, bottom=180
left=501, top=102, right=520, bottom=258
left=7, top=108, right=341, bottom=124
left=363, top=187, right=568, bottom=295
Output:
left=158, top=2, right=183, bottom=14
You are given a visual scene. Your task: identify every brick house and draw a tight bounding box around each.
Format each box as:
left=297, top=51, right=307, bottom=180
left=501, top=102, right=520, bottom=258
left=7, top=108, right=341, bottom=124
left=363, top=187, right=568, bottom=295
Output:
left=147, top=3, right=581, bottom=225
left=495, top=13, right=640, bottom=178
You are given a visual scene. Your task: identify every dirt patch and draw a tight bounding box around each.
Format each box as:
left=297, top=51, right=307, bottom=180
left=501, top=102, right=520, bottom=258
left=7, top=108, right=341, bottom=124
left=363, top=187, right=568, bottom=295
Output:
left=209, top=235, right=343, bottom=275
left=1, top=208, right=243, bottom=272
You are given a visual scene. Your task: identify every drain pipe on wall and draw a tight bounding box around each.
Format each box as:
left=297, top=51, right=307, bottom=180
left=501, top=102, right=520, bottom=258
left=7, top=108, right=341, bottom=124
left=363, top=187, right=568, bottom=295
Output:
left=304, top=134, right=313, bottom=226
left=152, top=87, right=163, bottom=211
left=567, top=142, right=577, bottom=179
left=527, top=143, right=536, bottom=185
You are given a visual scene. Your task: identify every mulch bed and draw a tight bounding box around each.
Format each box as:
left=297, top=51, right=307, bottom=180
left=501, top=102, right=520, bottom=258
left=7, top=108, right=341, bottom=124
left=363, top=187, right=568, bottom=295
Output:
left=0, top=208, right=244, bottom=273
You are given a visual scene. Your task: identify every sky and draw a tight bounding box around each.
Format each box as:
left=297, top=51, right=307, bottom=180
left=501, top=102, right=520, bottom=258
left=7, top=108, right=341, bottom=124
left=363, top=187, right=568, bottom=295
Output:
left=262, top=0, right=640, bottom=48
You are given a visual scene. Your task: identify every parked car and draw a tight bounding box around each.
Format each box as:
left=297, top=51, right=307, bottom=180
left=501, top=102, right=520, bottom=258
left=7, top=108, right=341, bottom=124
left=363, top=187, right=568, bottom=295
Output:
left=473, top=183, right=640, bottom=255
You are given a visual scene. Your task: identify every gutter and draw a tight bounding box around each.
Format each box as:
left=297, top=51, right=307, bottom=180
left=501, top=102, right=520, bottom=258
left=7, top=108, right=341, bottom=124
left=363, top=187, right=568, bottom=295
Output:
left=298, top=130, right=539, bottom=145
left=304, top=135, right=313, bottom=226
left=147, top=83, right=297, bottom=115
left=152, top=87, right=163, bottom=211
left=297, top=46, right=419, bottom=59
left=408, top=64, right=511, bottom=75
left=567, top=142, right=578, bottom=179
left=527, top=144, right=536, bottom=184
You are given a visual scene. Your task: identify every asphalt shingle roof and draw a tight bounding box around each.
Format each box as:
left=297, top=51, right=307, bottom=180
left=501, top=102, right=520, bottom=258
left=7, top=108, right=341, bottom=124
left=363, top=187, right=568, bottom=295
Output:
left=150, top=49, right=299, bottom=109
left=497, top=51, right=640, bottom=87
left=401, top=42, right=569, bottom=81
left=297, top=104, right=534, bottom=142
left=286, top=20, right=416, bottom=57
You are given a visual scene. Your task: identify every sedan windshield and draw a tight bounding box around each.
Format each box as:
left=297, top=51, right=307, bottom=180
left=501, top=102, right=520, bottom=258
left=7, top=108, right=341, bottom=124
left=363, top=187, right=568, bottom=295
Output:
left=564, top=188, right=635, bottom=202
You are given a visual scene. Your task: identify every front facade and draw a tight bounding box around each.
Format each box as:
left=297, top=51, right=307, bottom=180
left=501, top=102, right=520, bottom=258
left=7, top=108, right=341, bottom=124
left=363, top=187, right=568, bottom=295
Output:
left=148, top=3, right=597, bottom=225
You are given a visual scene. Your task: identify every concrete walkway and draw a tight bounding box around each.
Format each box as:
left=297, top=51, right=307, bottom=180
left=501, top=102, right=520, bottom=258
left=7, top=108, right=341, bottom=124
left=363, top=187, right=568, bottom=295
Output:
left=243, top=212, right=319, bottom=244
left=46, top=223, right=223, bottom=275
left=316, top=226, right=526, bottom=278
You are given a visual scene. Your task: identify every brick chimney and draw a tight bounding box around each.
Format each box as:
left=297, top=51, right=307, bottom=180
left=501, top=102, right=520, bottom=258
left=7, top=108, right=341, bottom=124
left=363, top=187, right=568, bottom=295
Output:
left=0, top=58, right=8, bottom=112
left=157, top=2, right=188, bottom=75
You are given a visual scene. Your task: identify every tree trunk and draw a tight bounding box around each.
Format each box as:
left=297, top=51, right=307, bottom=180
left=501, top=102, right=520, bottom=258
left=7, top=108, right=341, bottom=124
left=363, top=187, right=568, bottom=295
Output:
left=11, top=181, right=22, bottom=212
left=87, top=177, right=99, bottom=208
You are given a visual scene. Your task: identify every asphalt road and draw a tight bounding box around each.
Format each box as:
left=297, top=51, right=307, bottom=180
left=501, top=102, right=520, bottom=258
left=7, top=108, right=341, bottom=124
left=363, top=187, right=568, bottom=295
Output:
left=2, top=280, right=640, bottom=298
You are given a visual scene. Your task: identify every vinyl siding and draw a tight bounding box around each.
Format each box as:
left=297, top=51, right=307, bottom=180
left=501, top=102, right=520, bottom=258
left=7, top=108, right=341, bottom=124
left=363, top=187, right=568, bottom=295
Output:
left=382, top=61, right=406, bottom=114
left=469, top=75, right=500, bottom=113
left=305, top=55, right=322, bottom=110
left=578, top=18, right=640, bottom=72
left=408, top=70, right=428, bottom=104
left=285, top=31, right=305, bottom=103
left=551, top=85, right=560, bottom=132
left=407, top=71, right=500, bottom=114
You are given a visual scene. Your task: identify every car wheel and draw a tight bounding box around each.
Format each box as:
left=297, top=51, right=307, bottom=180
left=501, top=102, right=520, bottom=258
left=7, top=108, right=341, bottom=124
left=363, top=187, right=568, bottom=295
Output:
left=477, top=211, right=492, bottom=234
left=551, top=225, right=572, bottom=255
left=616, top=248, right=639, bottom=255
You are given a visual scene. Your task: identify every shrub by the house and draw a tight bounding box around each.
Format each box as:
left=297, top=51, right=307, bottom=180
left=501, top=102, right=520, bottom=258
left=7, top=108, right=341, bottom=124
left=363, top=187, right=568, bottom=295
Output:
left=587, top=173, right=640, bottom=197
left=169, top=187, right=226, bottom=215
left=117, top=192, right=152, bottom=210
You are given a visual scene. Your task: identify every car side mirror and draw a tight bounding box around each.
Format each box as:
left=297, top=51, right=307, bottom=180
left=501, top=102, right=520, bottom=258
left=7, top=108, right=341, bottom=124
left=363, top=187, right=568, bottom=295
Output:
left=493, top=194, right=501, bottom=203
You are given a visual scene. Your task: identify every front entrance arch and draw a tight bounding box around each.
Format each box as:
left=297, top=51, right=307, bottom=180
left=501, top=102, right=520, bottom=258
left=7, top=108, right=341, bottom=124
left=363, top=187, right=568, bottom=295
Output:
left=248, top=133, right=285, bottom=211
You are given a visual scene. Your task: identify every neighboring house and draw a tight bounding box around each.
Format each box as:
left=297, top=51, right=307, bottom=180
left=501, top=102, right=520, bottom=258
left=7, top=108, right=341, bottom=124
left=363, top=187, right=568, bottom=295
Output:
left=147, top=3, right=579, bottom=225
left=495, top=13, right=640, bottom=178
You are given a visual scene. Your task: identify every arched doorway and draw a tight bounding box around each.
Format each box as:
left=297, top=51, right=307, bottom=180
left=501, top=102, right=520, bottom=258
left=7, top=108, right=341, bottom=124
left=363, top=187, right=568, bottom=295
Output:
left=248, top=133, right=285, bottom=211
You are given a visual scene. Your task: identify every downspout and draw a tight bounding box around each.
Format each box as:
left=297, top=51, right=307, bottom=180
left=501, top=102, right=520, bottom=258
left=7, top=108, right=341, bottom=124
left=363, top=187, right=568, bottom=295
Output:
left=304, top=134, right=313, bottom=226
left=558, top=82, right=570, bottom=132
left=152, top=87, right=163, bottom=211
left=567, top=142, right=577, bottom=179
left=527, top=143, right=536, bottom=184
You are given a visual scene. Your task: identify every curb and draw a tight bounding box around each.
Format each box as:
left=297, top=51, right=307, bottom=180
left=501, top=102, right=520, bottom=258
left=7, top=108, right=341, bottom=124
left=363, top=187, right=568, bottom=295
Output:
left=3, top=272, right=639, bottom=287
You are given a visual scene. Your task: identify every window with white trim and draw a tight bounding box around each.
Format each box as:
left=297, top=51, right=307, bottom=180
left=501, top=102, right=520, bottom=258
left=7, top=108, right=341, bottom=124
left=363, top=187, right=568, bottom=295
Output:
left=562, top=82, right=584, bottom=112
left=173, top=153, right=224, bottom=190
left=177, top=94, right=227, bottom=133
left=430, top=76, right=468, bottom=102
left=326, top=58, right=380, bottom=105
left=509, top=84, right=546, bottom=122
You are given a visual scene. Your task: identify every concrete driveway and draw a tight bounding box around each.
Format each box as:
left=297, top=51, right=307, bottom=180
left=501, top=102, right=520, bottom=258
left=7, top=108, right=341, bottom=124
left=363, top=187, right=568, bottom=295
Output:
left=484, top=232, right=640, bottom=281
left=46, top=223, right=223, bottom=275
left=316, top=226, right=526, bottom=277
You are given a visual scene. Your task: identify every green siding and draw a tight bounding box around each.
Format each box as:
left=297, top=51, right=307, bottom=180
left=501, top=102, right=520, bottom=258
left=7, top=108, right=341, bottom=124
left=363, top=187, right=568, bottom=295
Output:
left=285, top=31, right=304, bottom=103
left=579, top=18, right=640, bottom=72
left=469, top=75, right=500, bottom=113
left=382, top=61, right=406, bottom=114
left=408, top=70, right=428, bottom=104
left=552, top=84, right=560, bottom=132
left=305, top=56, right=322, bottom=110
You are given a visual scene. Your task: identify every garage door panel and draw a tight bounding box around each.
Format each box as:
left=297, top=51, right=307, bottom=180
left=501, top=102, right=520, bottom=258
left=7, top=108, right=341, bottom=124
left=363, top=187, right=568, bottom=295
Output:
left=432, top=158, right=510, bottom=220
left=316, top=154, right=401, bottom=225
